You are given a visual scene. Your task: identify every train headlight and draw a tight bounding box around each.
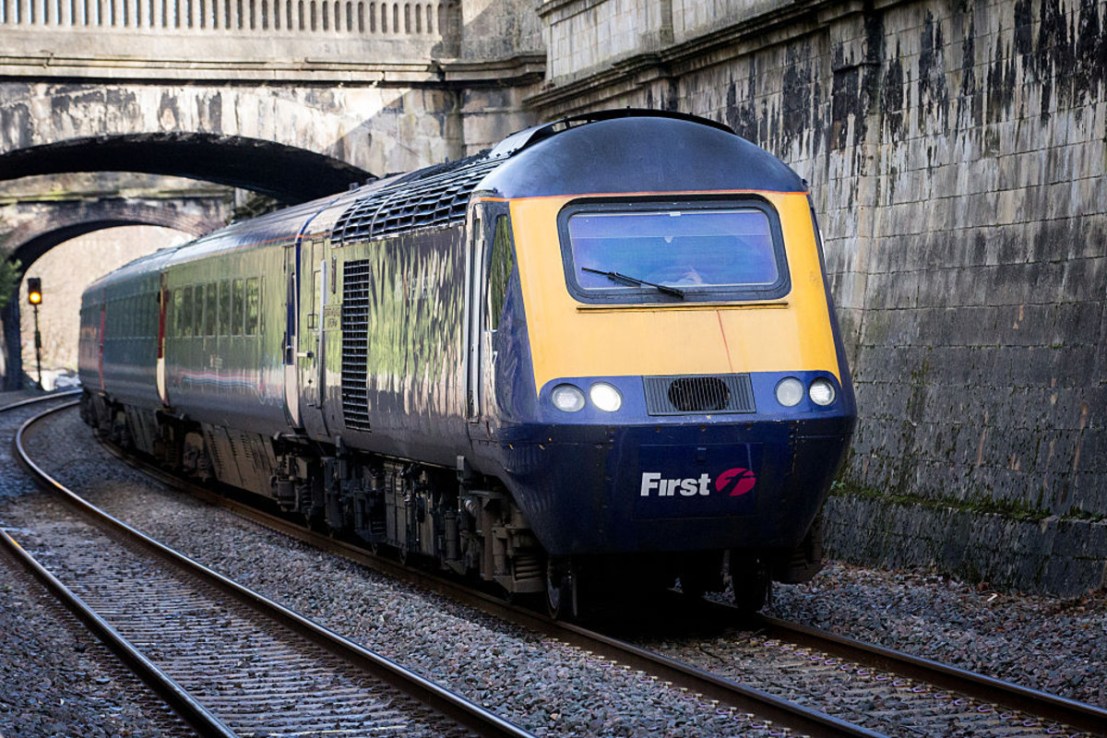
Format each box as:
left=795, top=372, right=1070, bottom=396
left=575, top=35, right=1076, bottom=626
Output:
left=551, top=384, right=586, bottom=412
left=589, top=382, right=622, bottom=412
left=775, top=377, right=804, bottom=407
left=808, top=378, right=837, bottom=406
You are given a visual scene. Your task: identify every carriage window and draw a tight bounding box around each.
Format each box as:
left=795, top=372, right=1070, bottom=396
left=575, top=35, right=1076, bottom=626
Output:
left=203, top=284, right=216, bottom=337
left=172, top=289, right=183, bottom=337
left=192, top=285, right=203, bottom=338
left=245, top=277, right=260, bottom=335
left=232, top=278, right=245, bottom=335
left=180, top=288, right=193, bottom=337
left=560, top=202, right=789, bottom=303
left=218, top=280, right=231, bottom=336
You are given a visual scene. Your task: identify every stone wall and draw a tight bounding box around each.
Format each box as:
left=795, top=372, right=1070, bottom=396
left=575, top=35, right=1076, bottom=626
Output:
left=531, top=0, right=1107, bottom=594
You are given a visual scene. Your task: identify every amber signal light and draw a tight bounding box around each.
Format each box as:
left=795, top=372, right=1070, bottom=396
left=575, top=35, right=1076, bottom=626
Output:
left=27, top=277, right=42, bottom=305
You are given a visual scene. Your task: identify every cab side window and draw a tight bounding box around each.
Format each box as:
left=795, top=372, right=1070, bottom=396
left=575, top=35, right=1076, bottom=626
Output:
left=486, top=215, right=514, bottom=332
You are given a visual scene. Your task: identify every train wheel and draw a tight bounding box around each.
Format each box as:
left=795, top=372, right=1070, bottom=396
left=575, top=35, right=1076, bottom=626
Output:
left=730, top=555, right=770, bottom=615
left=545, top=560, right=577, bottom=620
left=678, top=575, right=707, bottom=600
left=678, top=551, right=724, bottom=601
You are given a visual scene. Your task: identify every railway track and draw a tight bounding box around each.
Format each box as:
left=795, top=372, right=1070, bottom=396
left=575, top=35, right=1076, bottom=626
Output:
left=17, top=397, right=1107, bottom=738
left=618, top=601, right=1107, bottom=738
left=156, top=467, right=1107, bottom=737
left=4, top=397, right=535, bottom=738
left=105, top=437, right=1107, bottom=738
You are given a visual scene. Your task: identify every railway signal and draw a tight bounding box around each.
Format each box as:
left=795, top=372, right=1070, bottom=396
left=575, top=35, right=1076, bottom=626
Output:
left=27, top=277, right=42, bottom=305
left=26, top=277, right=43, bottom=389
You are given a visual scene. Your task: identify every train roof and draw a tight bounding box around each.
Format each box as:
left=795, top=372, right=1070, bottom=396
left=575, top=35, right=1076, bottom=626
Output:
left=84, top=111, right=808, bottom=290
left=480, top=110, right=806, bottom=198
left=331, top=110, right=805, bottom=246
left=82, top=243, right=183, bottom=296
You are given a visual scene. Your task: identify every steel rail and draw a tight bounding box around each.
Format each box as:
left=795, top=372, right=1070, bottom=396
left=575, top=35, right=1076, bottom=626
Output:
left=0, top=528, right=238, bottom=738
left=14, top=400, right=536, bottom=738
left=92, top=404, right=1107, bottom=738
left=0, top=389, right=82, bottom=413
left=2, top=393, right=234, bottom=737
left=755, top=613, right=1107, bottom=737
left=104, top=437, right=885, bottom=738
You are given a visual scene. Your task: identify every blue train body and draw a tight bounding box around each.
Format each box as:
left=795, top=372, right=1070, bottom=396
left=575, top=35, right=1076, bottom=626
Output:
left=79, top=111, right=855, bottom=615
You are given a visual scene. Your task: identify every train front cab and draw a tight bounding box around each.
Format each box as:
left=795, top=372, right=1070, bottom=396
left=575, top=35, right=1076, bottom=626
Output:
left=472, top=182, right=856, bottom=609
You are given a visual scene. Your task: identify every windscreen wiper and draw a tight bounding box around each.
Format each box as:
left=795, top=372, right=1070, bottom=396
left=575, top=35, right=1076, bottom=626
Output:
left=581, top=267, right=685, bottom=298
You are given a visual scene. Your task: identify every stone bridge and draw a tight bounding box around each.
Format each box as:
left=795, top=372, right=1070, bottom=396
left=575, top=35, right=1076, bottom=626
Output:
left=0, top=0, right=545, bottom=188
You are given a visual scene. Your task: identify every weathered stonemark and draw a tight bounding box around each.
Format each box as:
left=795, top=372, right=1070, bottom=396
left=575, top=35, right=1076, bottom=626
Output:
left=532, top=0, right=1106, bottom=595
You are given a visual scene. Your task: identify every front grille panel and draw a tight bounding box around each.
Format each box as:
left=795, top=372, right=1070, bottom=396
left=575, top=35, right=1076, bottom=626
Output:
left=341, top=260, right=372, bottom=431
left=643, top=374, right=755, bottom=415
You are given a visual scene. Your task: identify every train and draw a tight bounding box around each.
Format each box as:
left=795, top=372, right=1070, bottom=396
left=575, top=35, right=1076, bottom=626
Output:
left=78, top=110, right=856, bottom=618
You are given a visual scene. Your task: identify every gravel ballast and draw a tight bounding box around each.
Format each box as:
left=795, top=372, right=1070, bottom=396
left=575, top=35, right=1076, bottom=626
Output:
left=3, top=397, right=1105, bottom=736
left=0, top=393, right=190, bottom=738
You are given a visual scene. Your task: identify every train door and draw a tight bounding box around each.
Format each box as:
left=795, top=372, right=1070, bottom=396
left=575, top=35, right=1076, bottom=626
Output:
left=283, top=248, right=301, bottom=428
left=465, top=204, right=513, bottom=430
left=156, top=273, right=169, bottom=406
left=296, top=237, right=330, bottom=439
left=465, top=208, right=489, bottom=423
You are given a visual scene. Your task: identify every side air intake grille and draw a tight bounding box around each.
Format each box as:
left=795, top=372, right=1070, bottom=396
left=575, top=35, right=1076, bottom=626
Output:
left=643, top=374, right=756, bottom=416
left=333, top=155, right=500, bottom=244
left=342, top=260, right=372, bottom=431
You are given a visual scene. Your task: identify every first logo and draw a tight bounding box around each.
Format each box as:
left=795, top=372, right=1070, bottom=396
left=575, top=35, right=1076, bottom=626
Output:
left=715, top=467, right=757, bottom=497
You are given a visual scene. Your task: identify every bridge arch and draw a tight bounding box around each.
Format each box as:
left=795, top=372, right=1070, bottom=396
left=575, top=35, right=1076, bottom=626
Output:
left=1, top=197, right=229, bottom=389
left=0, top=133, right=371, bottom=204
left=0, top=81, right=468, bottom=189
left=4, top=198, right=224, bottom=268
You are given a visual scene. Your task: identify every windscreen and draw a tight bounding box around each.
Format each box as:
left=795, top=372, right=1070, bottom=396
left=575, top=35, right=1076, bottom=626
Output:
left=563, top=204, right=787, bottom=302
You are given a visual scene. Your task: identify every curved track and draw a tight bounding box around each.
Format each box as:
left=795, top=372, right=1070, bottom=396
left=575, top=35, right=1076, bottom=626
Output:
left=5, top=398, right=535, bottom=738
left=130, top=446, right=1107, bottom=737
left=24, top=397, right=1107, bottom=738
